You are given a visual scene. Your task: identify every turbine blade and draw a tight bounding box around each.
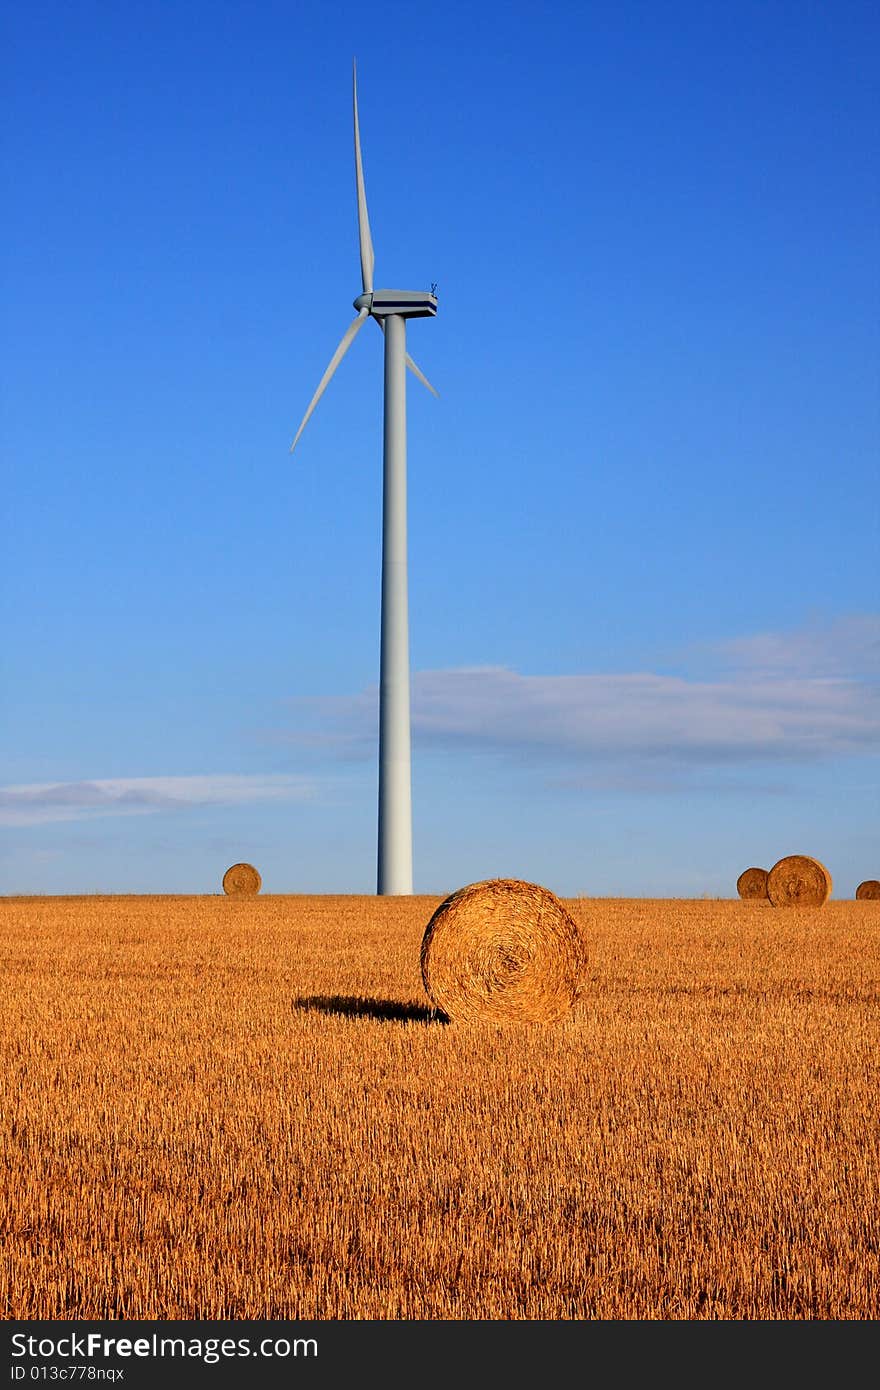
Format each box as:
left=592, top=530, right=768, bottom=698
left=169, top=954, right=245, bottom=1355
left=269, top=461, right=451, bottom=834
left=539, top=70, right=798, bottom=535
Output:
left=373, top=316, right=439, bottom=397
left=404, top=350, right=439, bottom=398
left=353, top=59, right=375, bottom=294
left=290, top=309, right=369, bottom=453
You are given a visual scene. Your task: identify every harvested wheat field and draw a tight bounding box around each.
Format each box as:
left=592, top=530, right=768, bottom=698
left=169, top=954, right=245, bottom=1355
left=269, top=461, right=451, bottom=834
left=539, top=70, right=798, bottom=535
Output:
left=1, top=893, right=878, bottom=1320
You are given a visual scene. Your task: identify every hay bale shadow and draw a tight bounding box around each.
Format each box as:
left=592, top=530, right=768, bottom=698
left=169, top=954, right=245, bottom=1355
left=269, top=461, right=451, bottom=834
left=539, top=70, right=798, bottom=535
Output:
left=292, top=994, right=449, bottom=1025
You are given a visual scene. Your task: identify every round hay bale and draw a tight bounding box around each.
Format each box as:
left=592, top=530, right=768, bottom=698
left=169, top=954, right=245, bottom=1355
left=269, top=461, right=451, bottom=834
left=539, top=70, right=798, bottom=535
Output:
left=420, top=878, right=585, bottom=1024
left=736, top=866, right=769, bottom=900
left=855, top=880, right=880, bottom=900
left=766, top=855, right=831, bottom=908
left=222, top=862, right=262, bottom=897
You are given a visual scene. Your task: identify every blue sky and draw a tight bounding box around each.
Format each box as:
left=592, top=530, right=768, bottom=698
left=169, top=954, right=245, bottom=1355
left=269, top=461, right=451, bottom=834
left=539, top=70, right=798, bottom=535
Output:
left=2, top=0, right=877, bottom=897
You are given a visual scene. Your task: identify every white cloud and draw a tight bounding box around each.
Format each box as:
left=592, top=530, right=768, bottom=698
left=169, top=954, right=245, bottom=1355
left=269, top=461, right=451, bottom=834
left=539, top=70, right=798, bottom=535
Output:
left=11, top=619, right=877, bottom=827
left=414, top=666, right=878, bottom=763
left=279, top=616, right=880, bottom=775
left=0, top=774, right=315, bottom=828
left=281, top=663, right=880, bottom=764
left=704, top=613, right=880, bottom=678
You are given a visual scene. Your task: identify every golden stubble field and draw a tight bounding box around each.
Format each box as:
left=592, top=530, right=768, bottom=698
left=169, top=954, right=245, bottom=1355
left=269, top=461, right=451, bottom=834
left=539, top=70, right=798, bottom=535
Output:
left=1, top=893, right=877, bottom=1320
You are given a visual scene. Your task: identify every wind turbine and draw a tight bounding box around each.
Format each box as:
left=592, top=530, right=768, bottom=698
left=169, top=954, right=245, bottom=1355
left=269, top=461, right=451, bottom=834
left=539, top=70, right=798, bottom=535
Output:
left=290, top=61, right=438, bottom=896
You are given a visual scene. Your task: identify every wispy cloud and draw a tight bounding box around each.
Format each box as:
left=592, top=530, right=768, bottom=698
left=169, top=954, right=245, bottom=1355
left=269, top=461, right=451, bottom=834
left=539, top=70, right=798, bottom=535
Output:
left=701, top=612, right=880, bottom=678
left=12, top=620, right=877, bottom=826
left=276, top=615, right=880, bottom=778
left=0, top=774, right=315, bottom=828
left=414, top=665, right=876, bottom=764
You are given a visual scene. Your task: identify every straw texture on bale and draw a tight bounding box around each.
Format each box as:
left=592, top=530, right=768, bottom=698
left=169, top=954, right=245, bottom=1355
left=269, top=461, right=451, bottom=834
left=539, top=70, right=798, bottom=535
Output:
left=420, top=878, right=585, bottom=1024
left=222, top=862, right=262, bottom=897
left=736, top=867, right=769, bottom=901
left=855, top=880, right=880, bottom=900
left=766, top=855, right=831, bottom=908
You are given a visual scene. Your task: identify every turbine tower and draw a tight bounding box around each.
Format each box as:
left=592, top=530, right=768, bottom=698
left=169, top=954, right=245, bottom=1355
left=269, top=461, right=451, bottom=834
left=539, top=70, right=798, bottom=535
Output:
left=290, top=61, right=438, bottom=895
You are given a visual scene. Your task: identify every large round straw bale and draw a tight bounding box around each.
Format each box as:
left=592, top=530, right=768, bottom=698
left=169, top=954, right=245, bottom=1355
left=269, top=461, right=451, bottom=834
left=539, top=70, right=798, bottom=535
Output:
left=222, top=862, right=262, bottom=897
left=419, top=878, right=585, bottom=1024
left=766, top=855, right=831, bottom=908
left=855, top=880, right=880, bottom=900
left=736, top=867, right=769, bottom=900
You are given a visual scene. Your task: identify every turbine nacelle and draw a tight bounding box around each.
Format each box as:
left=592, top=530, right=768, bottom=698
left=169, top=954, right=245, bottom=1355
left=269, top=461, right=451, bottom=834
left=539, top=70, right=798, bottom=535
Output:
left=353, top=290, right=438, bottom=319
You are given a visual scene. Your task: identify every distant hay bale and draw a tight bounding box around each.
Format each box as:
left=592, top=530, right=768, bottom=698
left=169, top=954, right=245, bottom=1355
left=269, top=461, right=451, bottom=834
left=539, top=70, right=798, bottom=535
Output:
left=222, top=862, right=262, bottom=897
left=766, top=855, right=831, bottom=908
left=736, top=867, right=769, bottom=900
left=419, top=878, right=585, bottom=1024
left=855, top=880, right=880, bottom=900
